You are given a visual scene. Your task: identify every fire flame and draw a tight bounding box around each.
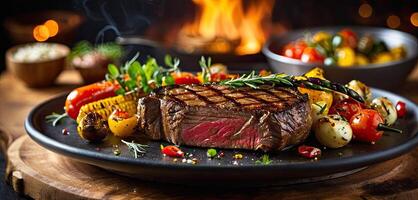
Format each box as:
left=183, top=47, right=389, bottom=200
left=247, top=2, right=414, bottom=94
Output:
left=33, top=19, right=59, bottom=42
left=180, top=0, right=274, bottom=55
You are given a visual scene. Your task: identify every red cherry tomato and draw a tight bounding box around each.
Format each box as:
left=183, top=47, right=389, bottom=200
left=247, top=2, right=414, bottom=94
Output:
left=282, top=41, right=307, bottom=59
left=350, top=109, right=384, bottom=143
left=301, top=47, right=325, bottom=63
left=210, top=73, right=229, bottom=82
left=161, top=145, right=184, bottom=158
left=298, top=145, right=321, bottom=158
left=339, top=28, right=358, bottom=49
left=329, top=98, right=364, bottom=120
left=395, top=101, right=407, bottom=118
left=65, top=81, right=119, bottom=119
left=172, top=72, right=200, bottom=85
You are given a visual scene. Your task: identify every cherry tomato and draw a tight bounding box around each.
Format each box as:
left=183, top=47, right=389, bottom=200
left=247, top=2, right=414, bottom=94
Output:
left=339, top=28, right=358, bottom=49
left=298, top=145, right=321, bottom=158
left=171, top=72, right=200, bottom=85
left=161, top=145, right=184, bottom=158
left=65, top=81, right=119, bottom=119
left=301, top=47, right=325, bottom=63
left=395, top=101, right=407, bottom=118
left=210, top=73, right=229, bottom=82
left=349, top=109, right=399, bottom=143
left=282, top=41, right=307, bottom=59
left=329, top=98, right=364, bottom=120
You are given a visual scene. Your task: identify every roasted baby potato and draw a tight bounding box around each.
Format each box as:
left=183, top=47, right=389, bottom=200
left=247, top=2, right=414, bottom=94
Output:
left=314, top=115, right=353, bottom=148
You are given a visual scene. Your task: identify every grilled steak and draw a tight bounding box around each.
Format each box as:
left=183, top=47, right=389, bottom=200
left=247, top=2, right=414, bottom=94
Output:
left=137, top=84, right=312, bottom=151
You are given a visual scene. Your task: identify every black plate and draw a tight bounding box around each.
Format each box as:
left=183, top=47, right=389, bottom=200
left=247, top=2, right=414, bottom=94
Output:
left=25, top=88, right=418, bottom=186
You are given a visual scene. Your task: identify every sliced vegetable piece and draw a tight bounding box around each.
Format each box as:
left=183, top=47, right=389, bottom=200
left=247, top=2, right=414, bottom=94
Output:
left=298, top=145, right=321, bottom=158
left=161, top=145, right=184, bottom=158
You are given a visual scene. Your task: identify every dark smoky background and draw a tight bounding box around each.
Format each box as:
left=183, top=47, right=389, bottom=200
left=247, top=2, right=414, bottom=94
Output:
left=1, top=0, right=417, bottom=72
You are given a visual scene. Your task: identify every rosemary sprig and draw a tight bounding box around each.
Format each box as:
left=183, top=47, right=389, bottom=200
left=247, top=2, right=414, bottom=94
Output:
left=221, top=72, right=364, bottom=103
left=121, top=140, right=149, bottom=158
left=45, top=112, right=68, bottom=127
left=221, top=72, right=293, bottom=88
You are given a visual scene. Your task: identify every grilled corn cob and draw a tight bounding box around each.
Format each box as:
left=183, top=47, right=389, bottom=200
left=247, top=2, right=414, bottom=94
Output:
left=76, top=91, right=139, bottom=124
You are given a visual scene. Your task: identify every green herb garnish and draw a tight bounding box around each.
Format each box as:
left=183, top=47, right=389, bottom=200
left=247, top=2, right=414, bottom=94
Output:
left=207, top=148, right=217, bottom=158
left=221, top=72, right=293, bottom=89
left=69, top=40, right=122, bottom=61
left=45, top=112, right=68, bottom=127
left=313, top=102, right=327, bottom=115
left=121, top=140, right=149, bottom=158
left=221, top=72, right=364, bottom=103
left=199, top=56, right=212, bottom=83
left=255, top=154, right=272, bottom=165
left=106, top=53, right=179, bottom=95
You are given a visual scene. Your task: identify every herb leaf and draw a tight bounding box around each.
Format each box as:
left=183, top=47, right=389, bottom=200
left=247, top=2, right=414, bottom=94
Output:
left=45, top=112, right=68, bottom=127
left=121, top=140, right=149, bottom=158
left=255, top=154, right=272, bottom=165
left=108, top=64, right=120, bottom=78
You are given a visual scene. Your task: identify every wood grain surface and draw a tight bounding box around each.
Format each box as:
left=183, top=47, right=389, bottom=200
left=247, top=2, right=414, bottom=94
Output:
left=0, top=68, right=417, bottom=200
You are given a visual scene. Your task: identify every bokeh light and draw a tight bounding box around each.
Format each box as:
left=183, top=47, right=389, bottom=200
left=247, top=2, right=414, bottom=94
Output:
left=358, top=3, right=373, bottom=18
left=411, top=12, right=418, bottom=27
left=387, top=15, right=401, bottom=28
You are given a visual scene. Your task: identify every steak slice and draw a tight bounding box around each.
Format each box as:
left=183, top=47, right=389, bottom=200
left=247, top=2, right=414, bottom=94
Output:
left=137, top=84, right=312, bottom=151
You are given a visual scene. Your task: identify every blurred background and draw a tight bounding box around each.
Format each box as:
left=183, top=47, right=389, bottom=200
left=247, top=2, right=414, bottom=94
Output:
left=0, top=0, right=417, bottom=86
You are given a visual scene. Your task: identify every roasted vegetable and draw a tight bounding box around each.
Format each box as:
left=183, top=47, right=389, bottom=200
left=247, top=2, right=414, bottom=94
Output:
left=346, top=80, right=372, bottom=103
left=371, top=97, right=397, bottom=126
left=396, top=101, right=407, bottom=118
left=65, top=81, right=119, bottom=120
left=311, top=101, right=328, bottom=125
left=108, top=109, right=138, bottom=137
left=329, top=98, right=363, bottom=120
left=76, top=91, right=139, bottom=124
left=350, top=109, right=401, bottom=143
left=301, top=47, right=324, bottom=63
left=314, top=115, right=352, bottom=148
left=77, top=112, right=110, bottom=142
left=336, top=47, right=356, bottom=67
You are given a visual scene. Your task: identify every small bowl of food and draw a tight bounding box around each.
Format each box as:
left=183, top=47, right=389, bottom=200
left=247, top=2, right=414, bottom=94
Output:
left=262, top=26, right=418, bottom=90
left=6, top=43, right=69, bottom=88
left=69, top=41, right=123, bottom=84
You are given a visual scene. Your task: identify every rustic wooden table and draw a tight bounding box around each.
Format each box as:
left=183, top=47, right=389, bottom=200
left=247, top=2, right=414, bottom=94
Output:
left=0, top=68, right=417, bottom=200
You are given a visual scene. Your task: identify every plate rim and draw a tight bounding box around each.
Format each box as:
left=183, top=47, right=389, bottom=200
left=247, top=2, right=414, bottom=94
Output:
left=25, top=88, right=418, bottom=171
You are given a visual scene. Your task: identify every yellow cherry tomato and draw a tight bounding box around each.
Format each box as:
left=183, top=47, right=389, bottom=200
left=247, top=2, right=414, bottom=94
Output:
left=108, top=109, right=138, bottom=138
left=355, top=54, right=369, bottom=65
left=373, top=52, right=393, bottom=64
left=390, top=46, right=406, bottom=60
left=312, top=31, right=331, bottom=43
left=336, top=47, right=356, bottom=67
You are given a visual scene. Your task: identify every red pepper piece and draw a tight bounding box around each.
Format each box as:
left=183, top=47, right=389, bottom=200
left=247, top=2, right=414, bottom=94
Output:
left=298, top=145, right=321, bottom=158
left=161, top=145, right=184, bottom=158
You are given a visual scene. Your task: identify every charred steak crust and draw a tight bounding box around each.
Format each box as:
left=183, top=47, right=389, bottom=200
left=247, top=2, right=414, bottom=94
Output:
left=137, top=84, right=312, bottom=151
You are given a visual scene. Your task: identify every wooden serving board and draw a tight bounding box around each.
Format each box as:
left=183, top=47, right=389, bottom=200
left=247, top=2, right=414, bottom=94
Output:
left=1, top=69, right=418, bottom=199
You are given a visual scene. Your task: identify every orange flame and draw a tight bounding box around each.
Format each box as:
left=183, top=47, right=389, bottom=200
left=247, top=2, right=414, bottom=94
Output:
left=180, top=0, right=274, bottom=55
left=33, top=19, right=59, bottom=42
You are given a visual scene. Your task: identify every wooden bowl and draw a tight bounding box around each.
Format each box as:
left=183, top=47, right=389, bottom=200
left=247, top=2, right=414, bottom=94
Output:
left=6, top=43, right=70, bottom=88
left=3, top=10, right=83, bottom=45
